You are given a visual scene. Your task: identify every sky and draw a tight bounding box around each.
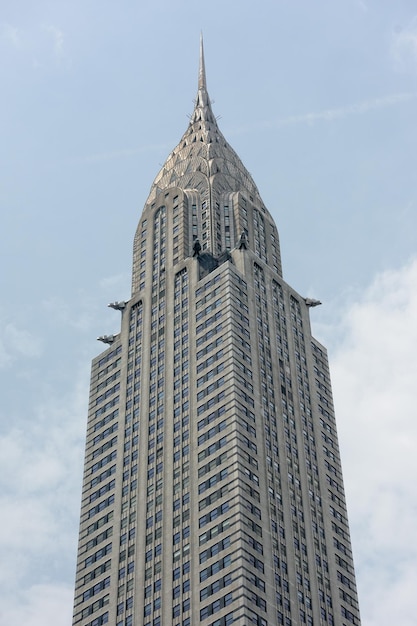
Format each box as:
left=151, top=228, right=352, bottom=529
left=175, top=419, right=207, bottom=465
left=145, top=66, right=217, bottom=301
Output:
left=1, top=1, right=416, bottom=624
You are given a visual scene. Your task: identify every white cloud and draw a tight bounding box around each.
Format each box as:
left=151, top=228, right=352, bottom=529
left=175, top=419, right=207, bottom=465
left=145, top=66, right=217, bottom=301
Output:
left=4, top=322, right=43, bottom=358
left=1, top=21, right=68, bottom=68
left=1, top=22, right=21, bottom=47
left=72, top=143, right=171, bottom=164
left=0, top=316, right=43, bottom=367
left=356, top=0, right=368, bottom=13
left=328, top=257, right=417, bottom=626
left=42, top=295, right=97, bottom=332
left=0, top=366, right=87, bottom=612
left=43, top=24, right=65, bottom=61
left=41, top=278, right=130, bottom=332
left=230, top=92, right=416, bottom=136
left=0, top=583, right=73, bottom=626
left=99, top=272, right=131, bottom=291
left=391, top=16, right=417, bottom=73
left=276, top=93, right=416, bottom=126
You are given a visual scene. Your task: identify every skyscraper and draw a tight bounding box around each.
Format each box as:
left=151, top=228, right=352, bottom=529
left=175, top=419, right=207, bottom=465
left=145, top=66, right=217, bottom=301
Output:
left=72, top=41, right=361, bottom=626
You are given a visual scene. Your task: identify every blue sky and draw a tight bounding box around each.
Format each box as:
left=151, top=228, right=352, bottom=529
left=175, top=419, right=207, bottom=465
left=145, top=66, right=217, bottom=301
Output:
left=1, top=1, right=417, bottom=624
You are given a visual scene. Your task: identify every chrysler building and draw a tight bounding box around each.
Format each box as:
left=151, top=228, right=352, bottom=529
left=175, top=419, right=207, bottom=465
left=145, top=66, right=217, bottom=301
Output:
left=72, top=40, right=361, bottom=626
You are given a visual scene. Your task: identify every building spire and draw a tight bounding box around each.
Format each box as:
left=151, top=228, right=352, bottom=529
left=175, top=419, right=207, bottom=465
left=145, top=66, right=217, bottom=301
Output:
left=192, top=34, right=213, bottom=123
left=146, top=38, right=264, bottom=208
left=199, top=33, right=207, bottom=91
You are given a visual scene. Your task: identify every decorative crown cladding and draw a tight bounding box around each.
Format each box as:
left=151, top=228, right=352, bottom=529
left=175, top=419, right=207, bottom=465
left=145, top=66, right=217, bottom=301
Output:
left=146, top=38, right=262, bottom=206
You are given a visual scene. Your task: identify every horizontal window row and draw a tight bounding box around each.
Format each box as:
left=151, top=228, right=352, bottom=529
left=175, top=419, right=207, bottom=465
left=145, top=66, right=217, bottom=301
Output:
left=244, top=569, right=266, bottom=592
left=88, top=495, right=115, bottom=519
left=237, top=432, right=257, bottom=453
left=79, top=576, right=110, bottom=603
left=90, top=465, right=116, bottom=489
left=196, top=287, right=222, bottom=308
left=92, top=409, right=119, bottom=434
left=199, top=485, right=228, bottom=511
left=336, top=553, right=354, bottom=574
left=200, top=554, right=232, bottom=583
left=84, top=512, right=114, bottom=538
left=235, top=371, right=253, bottom=393
left=96, top=356, right=121, bottom=379
left=242, top=510, right=263, bottom=543
left=230, top=305, right=249, bottom=327
left=196, top=299, right=223, bottom=322
left=96, top=383, right=120, bottom=405
left=78, top=559, right=111, bottom=587
left=95, top=397, right=119, bottom=418
left=197, top=377, right=225, bottom=401
left=235, top=386, right=254, bottom=407
left=197, top=352, right=225, bottom=374
left=200, top=518, right=231, bottom=545
left=241, top=482, right=260, bottom=503
left=243, top=532, right=263, bottom=555
left=199, top=501, right=231, bottom=528
left=339, top=588, right=359, bottom=609
left=199, top=451, right=228, bottom=478
left=91, top=451, right=117, bottom=475
left=198, top=436, right=228, bottom=462
left=197, top=391, right=225, bottom=416
left=92, top=423, right=118, bottom=446
left=196, top=337, right=223, bottom=359
left=195, top=273, right=222, bottom=297
left=200, top=592, right=233, bottom=620
left=241, top=497, right=262, bottom=519
left=84, top=543, right=112, bottom=568
left=198, top=420, right=227, bottom=446
left=244, top=550, right=264, bottom=573
left=245, top=608, right=267, bottom=626
left=196, top=323, right=223, bottom=347
left=196, top=311, right=223, bottom=335
left=91, top=436, right=117, bottom=459
left=341, top=606, right=359, bottom=624
left=98, top=345, right=122, bottom=368
left=199, top=468, right=228, bottom=494
left=233, top=355, right=253, bottom=379
left=198, top=405, right=227, bottom=431
left=238, top=464, right=259, bottom=485
left=332, top=521, right=350, bottom=542
left=210, top=612, right=234, bottom=626
left=88, top=479, right=116, bottom=502
left=200, top=536, right=231, bottom=564
left=82, top=527, right=113, bottom=554
left=85, top=611, right=109, bottom=626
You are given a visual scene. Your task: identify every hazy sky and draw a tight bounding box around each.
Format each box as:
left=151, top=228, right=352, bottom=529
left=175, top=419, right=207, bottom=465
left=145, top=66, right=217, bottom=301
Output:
left=1, top=1, right=417, bottom=625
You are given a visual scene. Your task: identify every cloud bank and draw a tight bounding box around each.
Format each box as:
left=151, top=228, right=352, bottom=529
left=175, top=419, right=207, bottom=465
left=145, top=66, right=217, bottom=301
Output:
left=330, top=257, right=417, bottom=626
left=0, top=368, right=88, bottom=626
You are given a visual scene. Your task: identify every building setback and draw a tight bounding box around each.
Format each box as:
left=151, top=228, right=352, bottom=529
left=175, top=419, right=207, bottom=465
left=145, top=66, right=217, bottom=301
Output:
left=72, top=41, right=361, bottom=626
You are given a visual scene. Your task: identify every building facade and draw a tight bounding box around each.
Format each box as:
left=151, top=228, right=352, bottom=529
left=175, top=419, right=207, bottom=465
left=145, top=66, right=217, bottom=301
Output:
left=72, top=42, right=361, bottom=626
